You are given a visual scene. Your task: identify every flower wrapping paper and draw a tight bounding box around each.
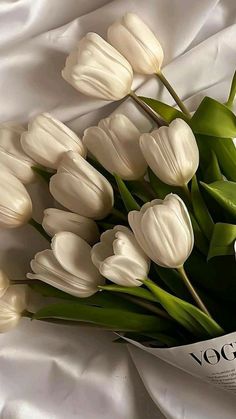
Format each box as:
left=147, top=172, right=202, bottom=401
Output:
left=0, top=0, right=236, bottom=418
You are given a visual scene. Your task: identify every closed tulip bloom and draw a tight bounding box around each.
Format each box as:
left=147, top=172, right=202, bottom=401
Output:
left=42, top=208, right=100, bottom=244
left=128, top=194, right=194, bottom=268
left=50, top=151, right=114, bottom=220
left=62, top=32, right=133, bottom=100
left=0, top=286, right=28, bottom=333
left=0, top=171, right=32, bottom=228
left=108, top=13, right=164, bottom=75
left=0, top=270, right=10, bottom=297
left=83, top=114, right=147, bottom=180
left=140, top=119, right=199, bottom=186
left=21, top=113, right=86, bottom=170
left=27, top=231, right=104, bottom=297
left=0, top=124, right=36, bottom=184
left=91, top=225, right=150, bottom=286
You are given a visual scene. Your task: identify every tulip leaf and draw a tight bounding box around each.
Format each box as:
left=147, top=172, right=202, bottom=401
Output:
left=32, top=166, right=54, bottom=183
left=143, top=279, right=224, bottom=338
left=200, top=180, right=236, bottom=219
left=114, top=174, right=140, bottom=212
left=34, top=303, right=172, bottom=332
left=99, top=284, right=157, bottom=302
left=29, top=281, right=148, bottom=312
left=189, top=214, right=208, bottom=255
left=191, top=176, right=214, bottom=240
left=138, top=96, right=187, bottom=123
left=208, top=223, right=236, bottom=260
left=148, top=168, right=184, bottom=200
left=154, top=266, right=192, bottom=302
left=203, top=151, right=223, bottom=183
left=191, top=97, right=236, bottom=138
left=226, top=70, right=236, bottom=109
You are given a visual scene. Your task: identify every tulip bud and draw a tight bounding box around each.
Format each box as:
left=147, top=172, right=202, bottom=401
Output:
left=27, top=231, right=104, bottom=297
left=108, top=13, right=164, bottom=75
left=0, top=123, right=36, bottom=184
left=62, top=32, right=133, bottom=100
left=0, top=270, right=10, bottom=297
left=0, top=286, right=28, bottom=332
left=128, top=194, right=194, bottom=268
left=83, top=114, right=147, bottom=180
left=140, top=119, right=199, bottom=186
left=21, top=113, right=86, bottom=170
left=0, top=171, right=32, bottom=228
left=42, top=208, right=100, bottom=244
left=50, top=151, right=114, bottom=220
left=91, top=225, right=150, bottom=286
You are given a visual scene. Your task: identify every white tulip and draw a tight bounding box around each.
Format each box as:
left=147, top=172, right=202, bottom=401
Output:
left=42, top=208, right=100, bottom=244
left=0, top=171, right=32, bottom=228
left=83, top=114, right=147, bottom=180
left=21, top=113, right=86, bottom=170
left=50, top=151, right=114, bottom=220
left=0, top=270, right=10, bottom=297
left=140, top=119, right=199, bottom=186
left=0, top=285, right=28, bottom=333
left=62, top=32, right=133, bottom=100
left=92, top=225, right=150, bottom=286
left=27, top=231, right=104, bottom=297
left=128, top=194, right=194, bottom=268
left=108, top=13, right=164, bottom=75
left=0, top=123, right=36, bottom=184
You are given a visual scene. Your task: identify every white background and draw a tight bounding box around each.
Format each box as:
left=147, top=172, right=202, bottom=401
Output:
left=0, top=0, right=236, bottom=418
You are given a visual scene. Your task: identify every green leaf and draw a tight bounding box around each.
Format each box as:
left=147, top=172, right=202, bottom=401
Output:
left=201, top=180, right=236, bottom=219
left=34, top=303, right=171, bottom=332
left=126, top=180, right=153, bottom=202
left=30, top=281, right=149, bottom=312
left=139, top=97, right=187, bottom=123
left=191, top=176, right=214, bottom=240
left=189, top=214, right=208, bottom=255
left=197, top=135, right=236, bottom=181
left=143, top=279, right=224, bottom=338
left=148, top=168, right=184, bottom=200
left=32, top=166, right=54, bottom=183
left=208, top=223, right=236, bottom=260
left=114, top=174, right=140, bottom=211
left=191, top=97, right=236, bottom=138
left=226, top=70, right=236, bottom=109
left=154, top=266, right=192, bottom=301
left=203, top=151, right=223, bottom=183
left=99, top=284, right=157, bottom=302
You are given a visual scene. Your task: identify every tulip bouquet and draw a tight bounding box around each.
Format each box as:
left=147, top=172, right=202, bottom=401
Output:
left=0, top=12, right=236, bottom=392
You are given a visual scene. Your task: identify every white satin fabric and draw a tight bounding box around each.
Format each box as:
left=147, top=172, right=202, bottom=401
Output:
left=0, top=0, right=236, bottom=418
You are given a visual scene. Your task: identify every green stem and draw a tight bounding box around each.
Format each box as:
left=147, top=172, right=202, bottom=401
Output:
left=177, top=266, right=211, bottom=317
left=182, top=183, right=192, bottom=207
left=111, top=208, right=127, bottom=222
left=156, top=71, right=191, bottom=118
left=29, top=218, right=51, bottom=242
left=129, top=91, right=163, bottom=126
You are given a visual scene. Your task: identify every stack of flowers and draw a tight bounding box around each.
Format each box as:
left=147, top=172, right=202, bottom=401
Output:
left=0, top=13, right=236, bottom=390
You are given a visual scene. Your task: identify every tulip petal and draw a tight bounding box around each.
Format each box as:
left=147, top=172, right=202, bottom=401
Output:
left=100, top=255, right=144, bottom=287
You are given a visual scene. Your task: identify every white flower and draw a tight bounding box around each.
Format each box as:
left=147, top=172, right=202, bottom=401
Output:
left=128, top=194, right=194, bottom=268
left=0, top=270, right=10, bottom=297
left=140, top=119, right=199, bottom=186
left=0, top=123, right=36, bottom=184
left=62, top=32, right=133, bottom=100
left=107, top=13, right=164, bottom=74
left=83, top=114, right=147, bottom=180
left=0, top=171, right=32, bottom=228
left=49, top=151, right=114, bottom=220
left=42, top=208, right=100, bottom=244
left=21, top=113, right=86, bottom=170
left=27, top=231, right=104, bottom=297
left=91, top=225, right=150, bottom=286
left=0, top=286, right=28, bottom=333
